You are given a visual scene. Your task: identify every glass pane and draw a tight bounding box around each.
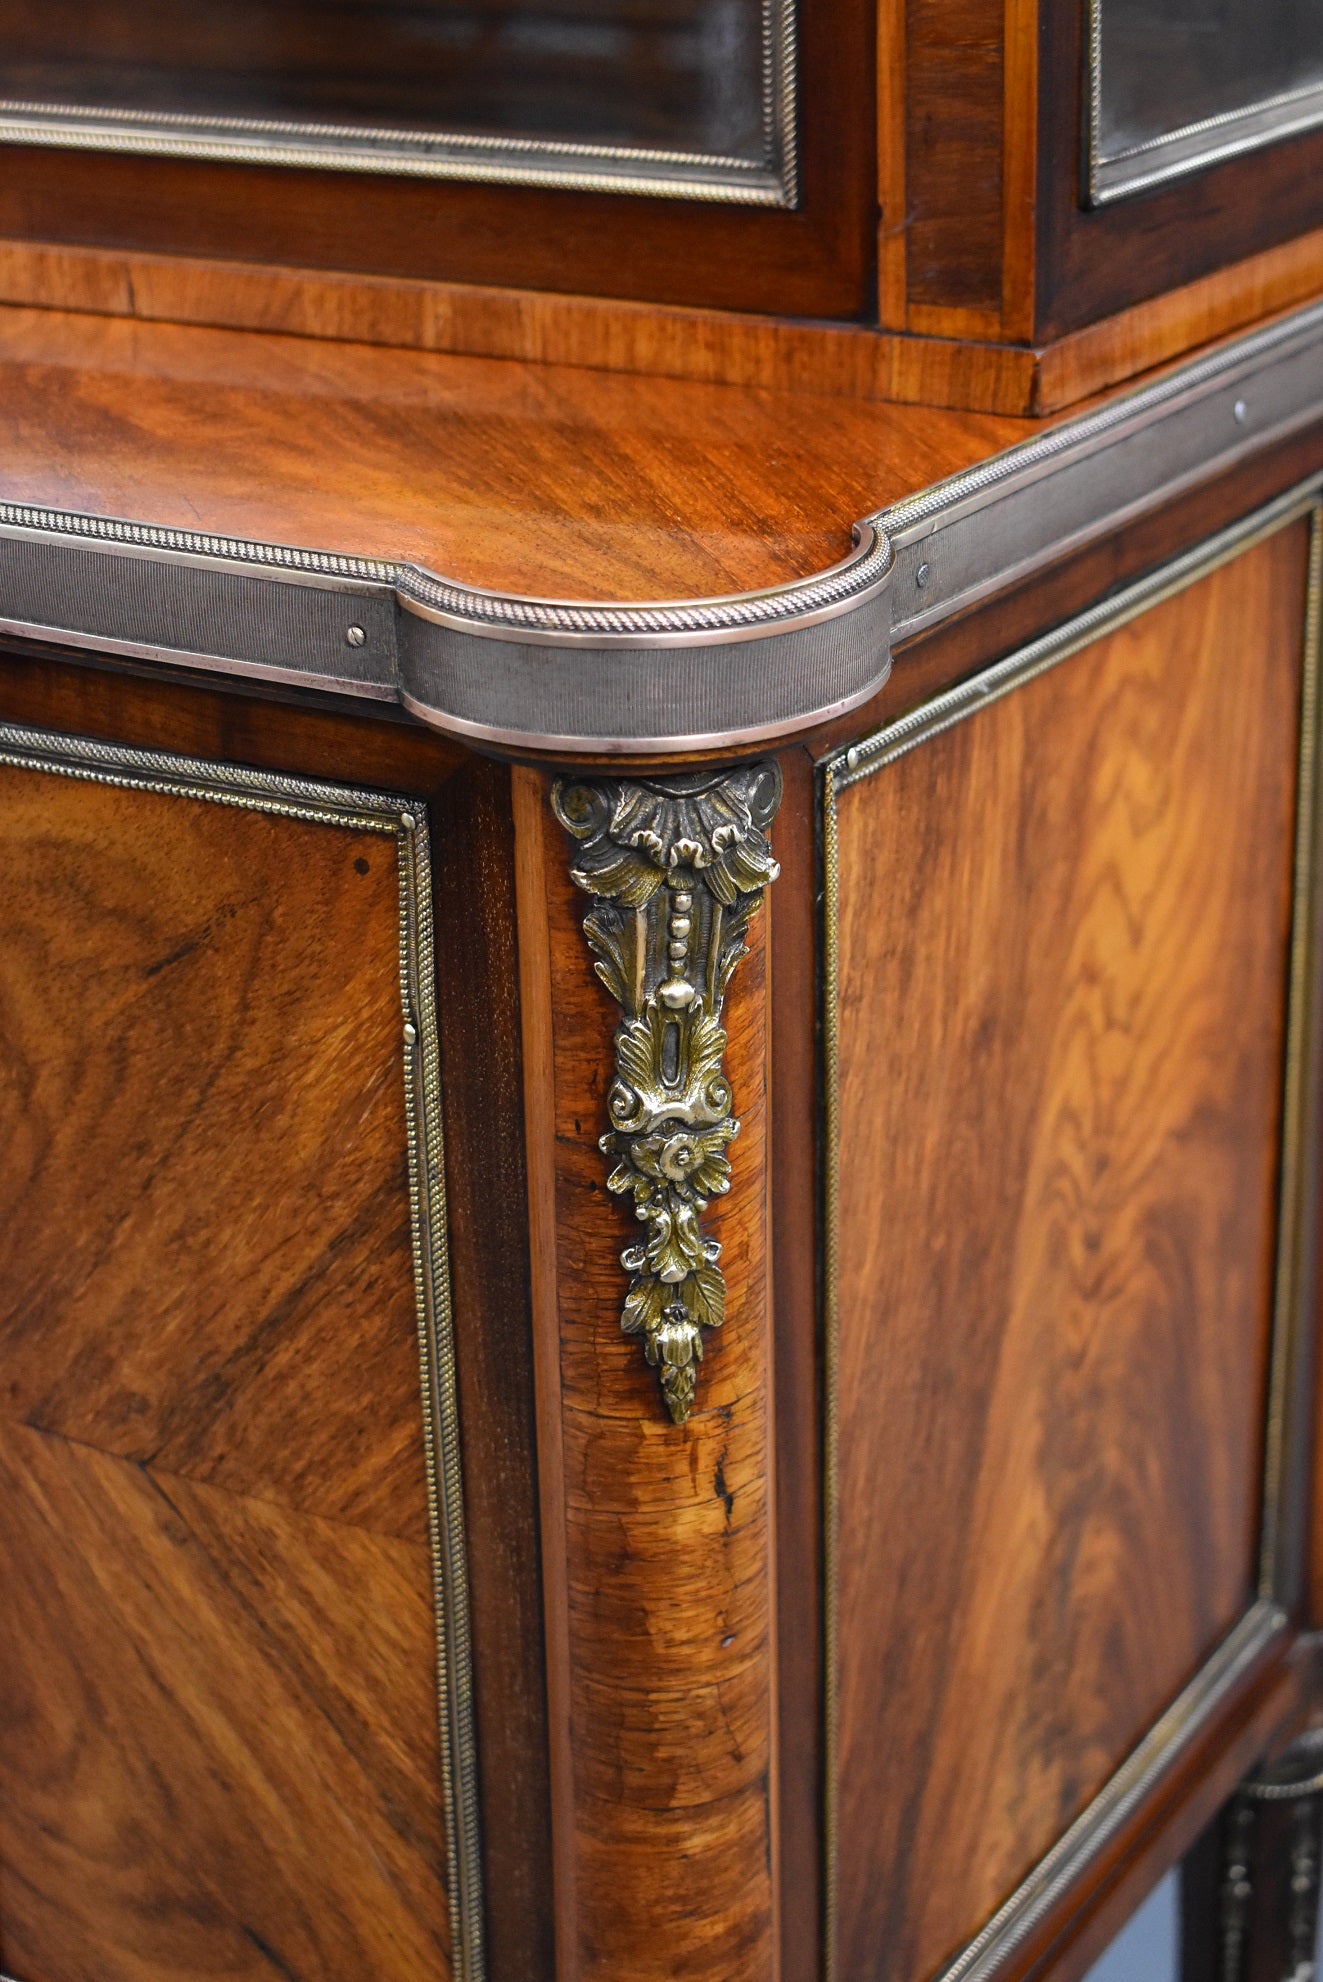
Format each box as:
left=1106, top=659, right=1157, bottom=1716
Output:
left=1089, top=0, right=1323, bottom=200
left=0, top=0, right=793, bottom=199
left=1081, top=1869, right=1180, bottom=1982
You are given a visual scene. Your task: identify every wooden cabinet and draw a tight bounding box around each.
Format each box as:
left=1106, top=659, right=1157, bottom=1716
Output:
left=1, top=6, right=1323, bottom=1982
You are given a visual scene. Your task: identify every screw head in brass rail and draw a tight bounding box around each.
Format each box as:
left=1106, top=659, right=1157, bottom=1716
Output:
left=916, top=563, right=931, bottom=589
left=345, top=624, right=367, bottom=647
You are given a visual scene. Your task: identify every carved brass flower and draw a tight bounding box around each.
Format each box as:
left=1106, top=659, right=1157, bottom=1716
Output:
left=609, top=1121, right=735, bottom=1202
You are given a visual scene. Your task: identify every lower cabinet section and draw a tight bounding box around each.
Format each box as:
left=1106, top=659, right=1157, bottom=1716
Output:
left=0, top=734, right=473, bottom=1982
left=2, top=497, right=1323, bottom=1982
left=822, top=506, right=1321, bottom=1982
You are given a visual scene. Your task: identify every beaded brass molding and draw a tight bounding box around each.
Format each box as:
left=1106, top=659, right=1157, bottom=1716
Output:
left=0, top=720, right=485, bottom=1982
left=553, top=764, right=781, bottom=1423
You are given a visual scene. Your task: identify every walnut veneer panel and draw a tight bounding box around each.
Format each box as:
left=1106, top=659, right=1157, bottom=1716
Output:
left=831, top=527, right=1307, bottom=1982
left=0, top=766, right=426, bottom=1539
left=0, top=1422, right=447, bottom=1982
left=0, top=763, right=450, bottom=1981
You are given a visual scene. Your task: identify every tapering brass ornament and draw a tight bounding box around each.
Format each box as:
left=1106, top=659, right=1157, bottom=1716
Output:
left=552, top=764, right=782, bottom=1424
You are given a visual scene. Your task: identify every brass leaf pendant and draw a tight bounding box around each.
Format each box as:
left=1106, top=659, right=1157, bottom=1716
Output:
left=553, top=764, right=781, bottom=1424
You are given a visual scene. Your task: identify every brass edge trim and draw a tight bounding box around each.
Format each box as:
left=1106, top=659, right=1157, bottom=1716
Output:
left=881, top=299, right=1323, bottom=646
left=395, top=522, right=893, bottom=646
left=818, top=483, right=1323, bottom=1982
left=0, top=124, right=791, bottom=206
left=0, top=295, right=1318, bottom=748
left=400, top=791, right=486, bottom=1982
left=1083, top=0, right=1323, bottom=207
left=837, top=479, right=1323, bottom=788
left=0, top=501, right=396, bottom=582
left=931, top=1602, right=1288, bottom=1982
left=820, top=752, right=842, bottom=1982
left=0, top=503, right=891, bottom=643
left=1259, top=502, right=1323, bottom=1606
left=0, top=720, right=486, bottom=1982
left=0, top=0, right=799, bottom=213
left=881, top=300, right=1323, bottom=541
left=0, top=617, right=399, bottom=702
left=0, top=503, right=894, bottom=751
left=0, top=517, right=396, bottom=592
left=1243, top=1745, right=1323, bottom=1801
left=395, top=672, right=889, bottom=757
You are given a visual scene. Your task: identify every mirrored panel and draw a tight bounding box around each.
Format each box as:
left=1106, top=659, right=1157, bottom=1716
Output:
left=1087, top=0, right=1323, bottom=203
left=0, top=0, right=796, bottom=203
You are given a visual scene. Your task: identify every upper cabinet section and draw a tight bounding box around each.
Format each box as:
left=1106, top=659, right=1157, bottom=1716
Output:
left=0, top=0, right=1321, bottom=373
left=1087, top=0, right=1323, bottom=203
left=0, top=0, right=873, bottom=321
left=881, top=0, right=1323, bottom=348
left=0, top=0, right=797, bottom=204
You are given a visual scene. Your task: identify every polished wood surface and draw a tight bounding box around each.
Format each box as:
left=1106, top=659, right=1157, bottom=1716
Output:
left=0, top=299, right=1031, bottom=602
left=5, top=229, right=1320, bottom=417
left=0, top=1423, right=448, bottom=1982
left=0, top=652, right=556, bottom=1982
left=0, top=765, right=425, bottom=1532
left=0, top=759, right=450, bottom=1980
left=900, top=0, right=1005, bottom=325
left=830, top=527, right=1308, bottom=1982
left=1029, top=237, right=1323, bottom=413
left=1, top=0, right=1323, bottom=389
left=877, top=0, right=1036, bottom=341
left=876, top=0, right=1323, bottom=348
left=0, top=235, right=1041, bottom=415
left=768, top=743, right=825, bottom=1982
left=513, top=768, right=778, bottom=1982
left=428, top=753, right=556, bottom=1982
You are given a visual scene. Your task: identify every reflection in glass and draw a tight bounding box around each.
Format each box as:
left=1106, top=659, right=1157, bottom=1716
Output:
left=0, top=0, right=796, bottom=203
left=1088, top=0, right=1323, bottom=202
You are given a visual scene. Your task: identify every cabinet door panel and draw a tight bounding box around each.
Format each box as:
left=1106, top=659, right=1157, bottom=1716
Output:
left=0, top=754, right=454, bottom=1982
left=827, top=522, right=1312, bottom=1982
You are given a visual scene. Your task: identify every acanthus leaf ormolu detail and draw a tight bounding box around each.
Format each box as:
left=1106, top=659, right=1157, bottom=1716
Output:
left=552, top=764, right=781, bottom=1425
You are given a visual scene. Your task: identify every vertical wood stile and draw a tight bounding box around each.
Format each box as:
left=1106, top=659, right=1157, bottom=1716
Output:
left=514, top=765, right=780, bottom=1982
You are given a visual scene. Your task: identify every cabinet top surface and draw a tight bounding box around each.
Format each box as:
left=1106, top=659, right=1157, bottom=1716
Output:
left=0, top=294, right=1318, bottom=755
left=0, top=301, right=1035, bottom=602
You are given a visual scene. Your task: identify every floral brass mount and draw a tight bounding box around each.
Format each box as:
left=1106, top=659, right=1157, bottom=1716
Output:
left=552, top=763, right=782, bottom=1424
